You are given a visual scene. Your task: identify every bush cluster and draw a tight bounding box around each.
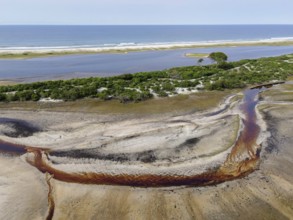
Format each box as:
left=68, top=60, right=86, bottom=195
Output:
left=0, top=54, right=292, bottom=103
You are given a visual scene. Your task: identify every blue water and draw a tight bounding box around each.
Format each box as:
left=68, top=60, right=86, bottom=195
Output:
left=1, top=25, right=293, bottom=49
left=1, top=46, right=293, bottom=82
left=0, top=25, right=293, bottom=81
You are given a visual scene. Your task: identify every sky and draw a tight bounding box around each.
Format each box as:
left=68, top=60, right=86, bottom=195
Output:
left=0, top=0, right=293, bottom=25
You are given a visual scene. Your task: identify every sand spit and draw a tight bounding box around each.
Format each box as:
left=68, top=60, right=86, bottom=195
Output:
left=0, top=82, right=292, bottom=219
left=1, top=39, right=293, bottom=56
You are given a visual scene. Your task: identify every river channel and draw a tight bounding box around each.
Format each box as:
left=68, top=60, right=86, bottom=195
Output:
left=0, top=86, right=268, bottom=187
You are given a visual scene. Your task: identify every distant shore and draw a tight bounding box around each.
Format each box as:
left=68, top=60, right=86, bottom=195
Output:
left=1, top=39, right=293, bottom=59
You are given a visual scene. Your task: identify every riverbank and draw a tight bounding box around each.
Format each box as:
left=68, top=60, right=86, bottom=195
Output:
left=1, top=39, right=293, bottom=59
left=0, top=81, right=292, bottom=219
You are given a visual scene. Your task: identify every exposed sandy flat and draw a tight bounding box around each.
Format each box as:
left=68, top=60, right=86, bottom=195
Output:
left=0, top=82, right=292, bottom=219
left=40, top=105, right=293, bottom=220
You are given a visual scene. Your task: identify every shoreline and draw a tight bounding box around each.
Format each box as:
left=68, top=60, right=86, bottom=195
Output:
left=1, top=39, right=293, bottom=59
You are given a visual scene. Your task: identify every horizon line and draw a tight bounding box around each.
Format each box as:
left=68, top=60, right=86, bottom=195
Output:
left=0, top=24, right=293, bottom=26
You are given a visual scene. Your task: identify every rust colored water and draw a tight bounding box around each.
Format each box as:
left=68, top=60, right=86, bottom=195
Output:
left=1, top=87, right=264, bottom=187
left=0, top=140, right=27, bottom=155
left=228, top=88, right=265, bottom=161
left=26, top=148, right=258, bottom=187
left=45, top=173, right=55, bottom=220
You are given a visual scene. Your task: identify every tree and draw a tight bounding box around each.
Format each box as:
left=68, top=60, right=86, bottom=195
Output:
left=208, top=52, right=228, bottom=64
left=197, top=58, right=204, bottom=65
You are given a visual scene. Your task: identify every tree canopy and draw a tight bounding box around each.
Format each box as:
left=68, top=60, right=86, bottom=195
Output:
left=208, top=52, right=228, bottom=64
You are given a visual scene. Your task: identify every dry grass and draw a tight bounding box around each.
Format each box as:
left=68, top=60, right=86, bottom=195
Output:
left=185, top=53, right=209, bottom=58
left=0, top=81, right=18, bottom=86
left=286, top=75, right=293, bottom=81
left=260, top=81, right=293, bottom=101
left=0, top=50, right=128, bottom=59
left=280, top=83, right=293, bottom=90
left=265, top=92, right=293, bottom=102
left=0, top=90, right=234, bottom=115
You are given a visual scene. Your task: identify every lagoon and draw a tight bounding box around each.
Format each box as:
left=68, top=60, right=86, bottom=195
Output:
left=0, top=45, right=293, bottom=82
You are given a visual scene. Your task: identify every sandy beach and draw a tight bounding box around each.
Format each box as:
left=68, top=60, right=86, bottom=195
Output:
left=1, top=39, right=293, bottom=59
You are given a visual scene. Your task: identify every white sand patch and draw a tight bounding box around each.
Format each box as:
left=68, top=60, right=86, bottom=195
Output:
left=97, top=87, right=108, bottom=92
left=175, top=87, right=198, bottom=95
left=39, top=97, right=64, bottom=103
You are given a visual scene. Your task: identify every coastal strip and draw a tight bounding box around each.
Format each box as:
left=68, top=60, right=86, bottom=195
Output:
left=1, top=39, right=293, bottom=59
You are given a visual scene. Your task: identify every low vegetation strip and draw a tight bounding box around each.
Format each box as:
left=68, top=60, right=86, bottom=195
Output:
left=0, top=54, right=292, bottom=103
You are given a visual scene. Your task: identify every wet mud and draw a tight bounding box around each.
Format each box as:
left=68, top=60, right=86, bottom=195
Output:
left=50, top=148, right=157, bottom=163
left=0, top=118, right=41, bottom=138
left=49, top=137, right=200, bottom=163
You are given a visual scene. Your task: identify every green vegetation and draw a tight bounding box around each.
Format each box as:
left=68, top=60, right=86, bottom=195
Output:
left=0, top=54, right=292, bottom=103
left=208, top=52, right=228, bottom=64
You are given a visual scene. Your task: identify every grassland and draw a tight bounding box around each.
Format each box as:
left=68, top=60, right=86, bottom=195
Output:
left=185, top=53, right=209, bottom=58
left=260, top=83, right=293, bottom=102
left=0, top=81, right=17, bottom=86
left=0, top=90, right=234, bottom=115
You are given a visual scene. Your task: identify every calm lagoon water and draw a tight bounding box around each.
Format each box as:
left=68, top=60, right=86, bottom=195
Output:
left=0, top=46, right=293, bottom=82
left=0, top=25, right=293, bottom=81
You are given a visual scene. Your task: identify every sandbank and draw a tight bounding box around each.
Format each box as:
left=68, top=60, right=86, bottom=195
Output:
left=1, top=39, right=293, bottom=59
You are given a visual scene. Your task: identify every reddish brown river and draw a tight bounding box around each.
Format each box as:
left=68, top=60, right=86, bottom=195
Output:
left=0, top=87, right=265, bottom=187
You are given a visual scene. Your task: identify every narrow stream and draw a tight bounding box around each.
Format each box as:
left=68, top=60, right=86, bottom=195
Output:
left=0, top=87, right=265, bottom=187
left=0, top=140, right=27, bottom=155
left=228, top=88, right=265, bottom=161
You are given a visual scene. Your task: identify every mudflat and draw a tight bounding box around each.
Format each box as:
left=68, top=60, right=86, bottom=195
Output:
left=0, top=82, right=292, bottom=219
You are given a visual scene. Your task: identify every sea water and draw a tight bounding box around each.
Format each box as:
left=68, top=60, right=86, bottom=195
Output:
left=1, top=25, right=293, bottom=50
left=0, top=25, right=293, bottom=81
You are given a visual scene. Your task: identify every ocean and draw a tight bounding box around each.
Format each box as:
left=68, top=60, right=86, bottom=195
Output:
left=1, top=25, right=293, bottom=50
left=0, top=25, right=293, bottom=81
